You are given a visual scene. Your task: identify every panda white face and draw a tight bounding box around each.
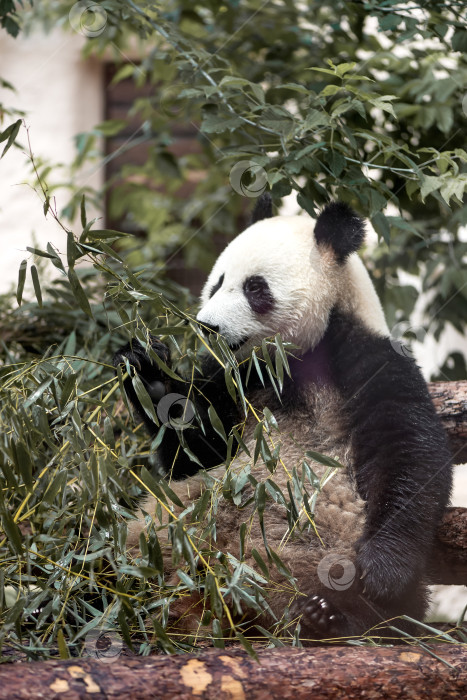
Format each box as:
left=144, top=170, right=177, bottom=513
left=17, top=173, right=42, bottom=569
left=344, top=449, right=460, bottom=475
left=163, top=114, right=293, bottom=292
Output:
left=196, top=215, right=343, bottom=357
left=196, top=206, right=389, bottom=358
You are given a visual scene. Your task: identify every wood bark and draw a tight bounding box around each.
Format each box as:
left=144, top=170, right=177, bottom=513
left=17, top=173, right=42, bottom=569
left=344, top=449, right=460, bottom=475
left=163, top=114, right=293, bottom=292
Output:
left=429, top=507, right=467, bottom=585
left=0, top=645, right=466, bottom=700
left=422, top=381, right=467, bottom=582
left=428, top=381, right=467, bottom=463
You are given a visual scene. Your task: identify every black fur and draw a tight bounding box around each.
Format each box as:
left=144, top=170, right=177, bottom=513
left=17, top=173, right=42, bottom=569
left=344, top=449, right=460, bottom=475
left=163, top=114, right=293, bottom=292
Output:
left=282, top=310, right=452, bottom=615
left=251, top=192, right=273, bottom=224
left=209, top=273, right=224, bottom=299
left=324, top=310, right=452, bottom=604
left=314, top=202, right=366, bottom=263
left=243, top=275, right=276, bottom=315
left=113, top=313, right=451, bottom=637
left=113, top=337, right=240, bottom=478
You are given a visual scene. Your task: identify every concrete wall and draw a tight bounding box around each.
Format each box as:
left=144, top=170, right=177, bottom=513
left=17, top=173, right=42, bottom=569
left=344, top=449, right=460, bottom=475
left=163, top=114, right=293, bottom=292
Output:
left=0, top=27, right=103, bottom=294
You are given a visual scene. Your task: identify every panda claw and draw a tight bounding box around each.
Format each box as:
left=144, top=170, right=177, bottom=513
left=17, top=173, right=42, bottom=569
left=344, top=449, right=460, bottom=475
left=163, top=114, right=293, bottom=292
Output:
left=300, top=595, right=346, bottom=636
left=113, top=337, right=170, bottom=383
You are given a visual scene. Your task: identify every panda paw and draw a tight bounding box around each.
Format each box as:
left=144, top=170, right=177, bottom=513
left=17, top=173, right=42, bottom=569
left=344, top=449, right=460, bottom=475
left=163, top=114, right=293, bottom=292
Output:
left=356, top=538, right=418, bottom=603
left=113, top=335, right=170, bottom=384
left=300, top=595, right=346, bottom=637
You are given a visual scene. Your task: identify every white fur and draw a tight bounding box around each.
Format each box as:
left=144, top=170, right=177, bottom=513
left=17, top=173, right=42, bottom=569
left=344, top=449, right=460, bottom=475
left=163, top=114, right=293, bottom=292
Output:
left=197, top=215, right=388, bottom=355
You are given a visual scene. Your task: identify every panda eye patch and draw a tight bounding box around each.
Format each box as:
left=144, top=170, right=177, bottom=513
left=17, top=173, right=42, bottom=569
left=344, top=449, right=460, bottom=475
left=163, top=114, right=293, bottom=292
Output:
left=243, top=275, right=275, bottom=315
left=209, top=273, right=224, bottom=298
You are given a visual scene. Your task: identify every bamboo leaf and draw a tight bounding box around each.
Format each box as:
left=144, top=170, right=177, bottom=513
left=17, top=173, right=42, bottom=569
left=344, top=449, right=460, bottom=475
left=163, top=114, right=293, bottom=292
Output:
left=67, top=267, right=93, bottom=318
left=57, top=629, right=70, bottom=659
left=60, top=373, right=77, bottom=408
left=26, top=247, right=58, bottom=260
left=139, top=467, right=178, bottom=510
left=305, top=450, right=344, bottom=469
left=24, top=376, right=54, bottom=408
left=251, top=548, right=270, bottom=579
left=211, top=618, right=225, bottom=648
left=80, top=194, right=87, bottom=229
left=0, top=118, right=21, bottom=158
left=11, top=439, right=33, bottom=491
left=30, top=265, right=43, bottom=307
left=207, top=405, right=227, bottom=443
left=67, top=231, right=80, bottom=267
left=234, top=630, right=258, bottom=659
left=46, top=243, right=65, bottom=272
left=88, top=229, right=130, bottom=239
left=0, top=505, right=23, bottom=555
left=103, top=417, right=115, bottom=449
left=16, top=260, right=27, bottom=306
left=132, top=374, right=159, bottom=425
left=251, top=349, right=264, bottom=386
left=232, top=428, right=251, bottom=457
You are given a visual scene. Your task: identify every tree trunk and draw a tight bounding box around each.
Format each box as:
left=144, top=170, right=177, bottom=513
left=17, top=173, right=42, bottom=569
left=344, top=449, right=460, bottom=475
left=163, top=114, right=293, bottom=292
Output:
left=428, top=381, right=467, bottom=463
left=425, top=381, right=467, bottom=583
left=429, top=507, right=467, bottom=585
left=0, top=646, right=465, bottom=699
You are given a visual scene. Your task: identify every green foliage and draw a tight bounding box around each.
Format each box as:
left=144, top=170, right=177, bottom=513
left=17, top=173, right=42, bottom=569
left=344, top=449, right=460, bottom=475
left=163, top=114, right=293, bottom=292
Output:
left=0, top=1, right=27, bottom=154
left=0, top=0, right=25, bottom=37
left=0, top=186, right=346, bottom=656
left=20, top=0, right=467, bottom=371
left=2, top=0, right=467, bottom=659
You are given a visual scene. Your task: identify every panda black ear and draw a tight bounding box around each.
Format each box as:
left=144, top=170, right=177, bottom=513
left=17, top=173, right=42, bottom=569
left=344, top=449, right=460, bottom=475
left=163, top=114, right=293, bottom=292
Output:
left=314, top=202, right=365, bottom=264
left=251, top=192, right=273, bottom=224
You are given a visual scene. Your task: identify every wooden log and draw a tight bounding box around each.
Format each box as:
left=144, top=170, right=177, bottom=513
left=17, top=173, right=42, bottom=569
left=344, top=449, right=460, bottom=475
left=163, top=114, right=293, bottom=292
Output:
left=438, top=507, right=467, bottom=551
left=428, top=381, right=467, bottom=463
left=0, top=646, right=465, bottom=699
left=429, top=507, right=467, bottom=585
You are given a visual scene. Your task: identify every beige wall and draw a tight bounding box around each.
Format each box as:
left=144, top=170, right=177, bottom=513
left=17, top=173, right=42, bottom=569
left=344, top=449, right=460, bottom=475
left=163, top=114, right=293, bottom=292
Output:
left=0, top=27, right=103, bottom=293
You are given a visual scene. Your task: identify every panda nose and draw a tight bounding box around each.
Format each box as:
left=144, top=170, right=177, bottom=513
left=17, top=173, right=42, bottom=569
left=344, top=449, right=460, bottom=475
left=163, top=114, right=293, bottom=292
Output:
left=200, top=321, right=219, bottom=335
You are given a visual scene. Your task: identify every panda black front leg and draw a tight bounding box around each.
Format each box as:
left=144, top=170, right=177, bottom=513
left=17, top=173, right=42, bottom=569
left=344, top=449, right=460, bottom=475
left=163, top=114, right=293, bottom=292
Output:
left=113, top=337, right=241, bottom=479
left=113, top=335, right=171, bottom=436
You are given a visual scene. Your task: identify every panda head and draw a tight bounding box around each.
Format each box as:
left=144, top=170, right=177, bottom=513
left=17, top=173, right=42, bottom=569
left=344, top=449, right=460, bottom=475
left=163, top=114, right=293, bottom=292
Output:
left=196, top=196, right=388, bottom=357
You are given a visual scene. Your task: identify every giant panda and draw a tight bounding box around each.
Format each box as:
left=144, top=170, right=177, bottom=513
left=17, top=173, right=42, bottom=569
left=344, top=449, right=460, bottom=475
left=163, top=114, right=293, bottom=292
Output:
left=114, top=195, right=452, bottom=643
